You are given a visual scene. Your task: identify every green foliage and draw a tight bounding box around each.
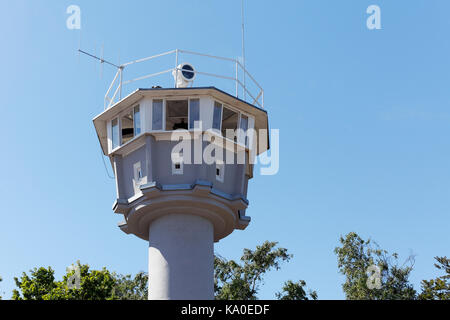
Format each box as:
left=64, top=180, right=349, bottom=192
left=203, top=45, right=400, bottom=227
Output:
left=214, top=241, right=295, bottom=300
left=334, top=232, right=416, bottom=300
left=276, top=280, right=318, bottom=300
left=7, top=237, right=449, bottom=300
left=12, top=261, right=145, bottom=300
left=11, top=242, right=313, bottom=300
left=112, top=271, right=148, bottom=300
left=57, top=262, right=117, bottom=300
left=12, top=267, right=57, bottom=300
left=419, top=256, right=450, bottom=300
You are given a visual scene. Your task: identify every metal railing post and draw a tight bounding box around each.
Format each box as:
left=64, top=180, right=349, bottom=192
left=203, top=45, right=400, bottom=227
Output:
left=235, top=60, right=238, bottom=98
left=119, top=68, right=123, bottom=100
left=101, top=49, right=264, bottom=109
left=262, top=90, right=264, bottom=109
left=175, top=49, right=179, bottom=88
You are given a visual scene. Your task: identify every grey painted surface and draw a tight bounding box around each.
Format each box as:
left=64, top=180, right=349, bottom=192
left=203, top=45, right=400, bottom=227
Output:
left=148, top=214, right=214, bottom=300
left=121, top=145, right=146, bottom=199
left=116, top=180, right=250, bottom=241
left=117, top=139, right=250, bottom=201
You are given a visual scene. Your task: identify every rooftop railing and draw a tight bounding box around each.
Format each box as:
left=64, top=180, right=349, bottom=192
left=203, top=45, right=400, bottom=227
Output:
left=103, top=49, right=264, bottom=110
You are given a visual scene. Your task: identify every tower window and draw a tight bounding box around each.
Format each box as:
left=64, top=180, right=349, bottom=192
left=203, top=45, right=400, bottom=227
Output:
left=189, top=99, right=200, bottom=129
left=152, top=100, right=163, bottom=130
left=133, top=162, right=142, bottom=182
left=172, top=153, right=184, bottom=175
left=121, top=109, right=134, bottom=144
left=240, top=114, right=249, bottom=146
left=133, top=162, right=143, bottom=194
left=111, top=118, right=119, bottom=150
left=134, top=105, right=141, bottom=136
left=212, top=101, right=222, bottom=131
left=216, top=162, right=224, bottom=182
left=166, top=100, right=188, bottom=130
left=221, top=106, right=239, bottom=139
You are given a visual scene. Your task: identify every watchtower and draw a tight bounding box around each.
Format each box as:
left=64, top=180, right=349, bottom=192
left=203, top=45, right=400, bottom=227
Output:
left=92, top=50, right=269, bottom=299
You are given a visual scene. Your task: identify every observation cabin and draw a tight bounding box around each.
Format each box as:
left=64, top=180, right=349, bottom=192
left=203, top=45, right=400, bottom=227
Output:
left=92, top=49, right=269, bottom=300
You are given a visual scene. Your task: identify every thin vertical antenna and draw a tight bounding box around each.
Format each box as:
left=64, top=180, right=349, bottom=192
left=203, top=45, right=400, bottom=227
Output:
left=77, top=31, right=81, bottom=63
left=118, top=50, right=122, bottom=99
left=100, top=43, right=104, bottom=79
left=175, top=49, right=179, bottom=87
left=93, top=44, right=97, bottom=73
left=241, top=0, right=246, bottom=100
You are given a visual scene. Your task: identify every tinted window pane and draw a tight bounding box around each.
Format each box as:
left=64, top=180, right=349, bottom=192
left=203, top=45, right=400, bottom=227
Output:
left=240, top=115, right=248, bottom=132
left=121, top=110, right=134, bottom=144
left=213, top=102, right=222, bottom=130
left=166, top=100, right=188, bottom=130
left=134, top=105, right=141, bottom=136
left=240, top=115, right=249, bottom=146
left=189, top=99, right=200, bottom=129
left=152, top=100, right=163, bottom=130
left=221, top=106, right=239, bottom=138
left=112, top=118, right=119, bottom=149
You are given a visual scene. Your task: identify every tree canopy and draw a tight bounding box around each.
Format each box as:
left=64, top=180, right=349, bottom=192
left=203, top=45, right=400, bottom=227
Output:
left=276, top=280, right=317, bottom=300
left=12, top=262, right=117, bottom=300
left=11, top=241, right=314, bottom=300
left=334, top=232, right=416, bottom=300
left=7, top=235, right=449, bottom=300
left=214, top=241, right=315, bottom=300
left=418, top=256, right=450, bottom=300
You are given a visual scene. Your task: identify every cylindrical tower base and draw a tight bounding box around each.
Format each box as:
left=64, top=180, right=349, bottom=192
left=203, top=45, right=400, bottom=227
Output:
left=147, top=214, right=214, bottom=300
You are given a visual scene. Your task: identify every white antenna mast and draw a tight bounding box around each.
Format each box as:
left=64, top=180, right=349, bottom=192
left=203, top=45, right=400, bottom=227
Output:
left=241, top=0, right=246, bottom=100
left=78, top=46, right=122, bottom=179
left=100, top=43, right=104, bottom=79
left=78, top=47, right=124, bottom=102
left=78, top=48, right=122, bottom=69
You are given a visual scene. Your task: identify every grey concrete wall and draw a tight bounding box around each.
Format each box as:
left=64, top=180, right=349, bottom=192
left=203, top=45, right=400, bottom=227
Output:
left=148, top=214, right=214, bottom=300
left=117, top=137, right=250, bottom=200
left=121, top=145, right=146, bottom=199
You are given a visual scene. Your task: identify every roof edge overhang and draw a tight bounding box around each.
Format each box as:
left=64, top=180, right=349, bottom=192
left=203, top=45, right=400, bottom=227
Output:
left=93, top=87, right=269, bottom=156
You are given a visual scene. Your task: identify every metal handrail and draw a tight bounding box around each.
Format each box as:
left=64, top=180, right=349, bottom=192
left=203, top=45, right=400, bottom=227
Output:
left=104, top=49, right=264, bottom=110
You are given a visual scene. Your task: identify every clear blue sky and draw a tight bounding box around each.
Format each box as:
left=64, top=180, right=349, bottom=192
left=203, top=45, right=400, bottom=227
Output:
left=0, top=0, right=449, bottom=299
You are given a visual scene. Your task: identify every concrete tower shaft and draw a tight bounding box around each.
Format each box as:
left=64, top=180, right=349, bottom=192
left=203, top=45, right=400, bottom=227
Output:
left=148, top=214, right=214, bottom=300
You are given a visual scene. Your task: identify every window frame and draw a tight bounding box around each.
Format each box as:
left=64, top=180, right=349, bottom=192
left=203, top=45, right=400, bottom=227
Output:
left=165, top=98, right=189, bottom=131
left=239, top=113, right=250, bottom=148
left=120, top=103, right=143, bottom=146
left=213, top=99, right=252, bottom=147
left=120, top=109, right=134, bottom=146
left=172, top=153, right=184, bottom=175
left=212, top=101, right=223, bottom=132
left=188, top=98, right=200, bottom=130
left=109, top=103, right=145, bottom=153
left=221, top=104, right=240, bottom=139
left=215, top=162, right=225, bottom=183
left=151, top=99, right=165, bottom=131
left=133, top=161, right=143, bottom=183
left=111, top=117, right=120, bottom=151
left=133, top=104, right=141, bottom=136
